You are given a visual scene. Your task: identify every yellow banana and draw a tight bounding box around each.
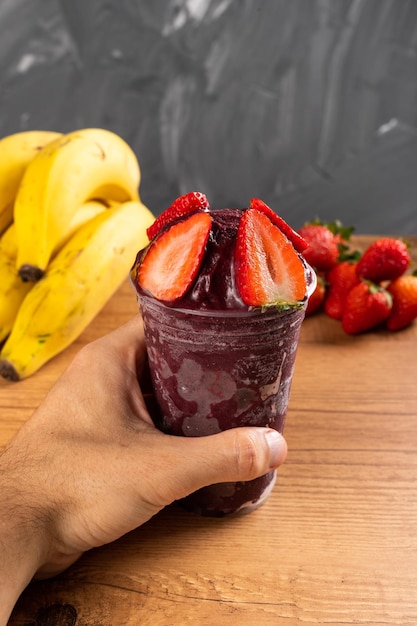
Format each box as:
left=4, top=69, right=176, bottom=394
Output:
left=0, top=200, right=107, bottom=344
left=0, top=257, right=33, bottom=345
left=0, top=222, right=17, bottom=261
left=51, top=198, right=108, bottom=255
left=14, top=128, right=141, bottom=281
left=0, top=130, right=62, bottom=234
left=0, top=200, right=154, bottom=380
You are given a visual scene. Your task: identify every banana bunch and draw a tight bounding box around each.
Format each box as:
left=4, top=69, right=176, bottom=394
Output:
left=0, top=129, right=154, bottom=380
left=0, top=200, right=107, bottom=343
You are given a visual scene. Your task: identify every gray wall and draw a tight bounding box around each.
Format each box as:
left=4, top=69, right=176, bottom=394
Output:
left=1, top=0, right=416, bottom=233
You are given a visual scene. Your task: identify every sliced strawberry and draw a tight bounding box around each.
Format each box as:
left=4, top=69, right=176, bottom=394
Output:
left=235, top=209, right=307, bottom=307
left=138, top=212, right=212, bottom=301
left=147, top=191, right=210, bottom=241
left=249, top=198, right=308, bottom=253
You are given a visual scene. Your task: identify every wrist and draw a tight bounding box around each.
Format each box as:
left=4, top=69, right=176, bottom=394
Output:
left=0, top=448, right=51, bottom=624
left=0, top=520, right=44, bottom=625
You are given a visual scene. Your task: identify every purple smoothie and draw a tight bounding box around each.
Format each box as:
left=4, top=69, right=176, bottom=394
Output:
left=132, top=207, right=315, bottom=516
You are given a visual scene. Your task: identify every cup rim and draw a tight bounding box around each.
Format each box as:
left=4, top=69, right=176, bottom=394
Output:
left=135, top=262, right=317, bottom=319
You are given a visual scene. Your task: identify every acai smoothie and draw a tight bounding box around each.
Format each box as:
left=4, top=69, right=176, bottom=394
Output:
left=131, top=193, right=315, bottom=516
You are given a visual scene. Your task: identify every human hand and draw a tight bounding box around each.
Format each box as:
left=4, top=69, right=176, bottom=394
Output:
left=0, top=315, right=287, bottom=620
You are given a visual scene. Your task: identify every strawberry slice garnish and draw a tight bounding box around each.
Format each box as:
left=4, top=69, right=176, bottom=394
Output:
left=249, top=198, right=308, bottom=253
left=147, top=191, right=210, bottom=241
left=235, top=209, right=307, bottom=307
left=138, top=212, right=212, bottom=302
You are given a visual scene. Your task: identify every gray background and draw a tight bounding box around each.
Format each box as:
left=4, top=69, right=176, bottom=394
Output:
left=1, top=0, right=416, bottom=233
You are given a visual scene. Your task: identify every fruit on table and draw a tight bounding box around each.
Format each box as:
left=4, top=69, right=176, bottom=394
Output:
left=297, top=223, right=341, bottom=271
left=341, top=281, right=393, bottom=335
left=0, top=200, right=154, bottom=380
left=0, top=201, right=107, bottom=344
left=356, top=238, right=411, bottom=282
left=305, top=274, right=326, bottom=315
left=386, top=274, right=417, bottom=331
left=14, top=128, right=141, bottom=281
left=0, top=130, right=62, bottom=235
left=0, top=126, right=153, bottom=378
left=300, top=225, right=417, bottom=334
left=324, top=261, right=360, bottom=320
left=0, top=238, right=33, bottom=344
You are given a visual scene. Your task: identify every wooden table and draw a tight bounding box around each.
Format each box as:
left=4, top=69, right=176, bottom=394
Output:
left=2, top=236, right=417, bottom=626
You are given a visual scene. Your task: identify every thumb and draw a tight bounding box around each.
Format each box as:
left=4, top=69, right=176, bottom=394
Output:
left=150, top=427, right=287, bottom=505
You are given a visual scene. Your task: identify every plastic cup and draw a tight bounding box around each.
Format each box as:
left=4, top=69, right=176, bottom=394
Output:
left=137, top=292, right=310, bottom=516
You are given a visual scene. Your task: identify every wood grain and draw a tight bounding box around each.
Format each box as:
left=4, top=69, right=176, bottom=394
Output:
left=1, top=236, right=417, bottom=626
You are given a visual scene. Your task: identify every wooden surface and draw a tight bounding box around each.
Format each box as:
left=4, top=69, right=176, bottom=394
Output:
left=1, top=236, right=417, bottom=626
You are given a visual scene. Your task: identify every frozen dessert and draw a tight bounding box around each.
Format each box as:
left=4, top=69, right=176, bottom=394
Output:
left=130, top=192, right=315, bottom=516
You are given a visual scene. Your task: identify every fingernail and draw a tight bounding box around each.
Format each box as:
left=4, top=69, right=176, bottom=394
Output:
left=265, top=429, right=287, bottom=469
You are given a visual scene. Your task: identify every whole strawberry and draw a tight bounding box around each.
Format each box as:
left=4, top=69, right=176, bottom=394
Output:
left=297, top=224, right=339, bottom=272
left=356, top=238, right=410, bottom=282
left=342, top=281, right=393, bottom=334
left=305, top=275, right=326, bottom=316
left=324, top=261, right=360, bottom=320
left=386, top=274, right=417, bottom=330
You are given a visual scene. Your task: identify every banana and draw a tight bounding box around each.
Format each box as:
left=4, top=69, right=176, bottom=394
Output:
left=0, top=130, right=62, bottom=234
left=0, top=257, right=33, bottom=345
left=51, top=198, right=108, bottom=255
left=0, top=222, right=17, bottom=261
left=14, top=128, right=141, bottom=281
left=0, top=200, right=154, bottom=380
left=0, top=200, right=107, bottom=344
